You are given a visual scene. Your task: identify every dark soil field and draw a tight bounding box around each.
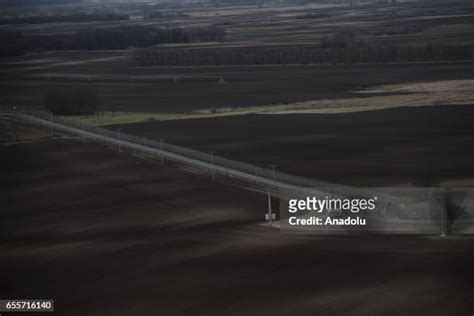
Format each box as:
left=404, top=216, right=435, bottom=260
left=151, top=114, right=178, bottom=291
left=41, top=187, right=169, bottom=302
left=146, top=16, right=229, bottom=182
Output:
left=2, top=1, right=474, bottom=314
left=112, top=104, right=474, bottom=186
left=1, top=54, right=474, bottom=112
left=1, top=118, right=474, bottom=316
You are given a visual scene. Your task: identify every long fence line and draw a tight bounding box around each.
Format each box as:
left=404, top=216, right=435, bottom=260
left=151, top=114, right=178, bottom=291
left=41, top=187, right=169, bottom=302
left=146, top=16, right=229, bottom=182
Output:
left=3, top=108, right=472, bottom=234
left=36, top=73, right=225, bottom=83
left=3, top=108, right=423, bottom=206
left=2, top=108, right=381, bottom=199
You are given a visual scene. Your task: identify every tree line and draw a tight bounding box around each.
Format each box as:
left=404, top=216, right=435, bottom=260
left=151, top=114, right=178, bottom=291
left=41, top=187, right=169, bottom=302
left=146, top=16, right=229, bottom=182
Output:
left=130, top=44, right=474, bottom=66
left=0, top=26, right=225, bottom=56
left=44, top=88, right=98, bottom=116
left=129, top=29, right=473, bottom=66
left=0, top=13, right=130, bottom=25
left=0, top=0, right=79, bottom=7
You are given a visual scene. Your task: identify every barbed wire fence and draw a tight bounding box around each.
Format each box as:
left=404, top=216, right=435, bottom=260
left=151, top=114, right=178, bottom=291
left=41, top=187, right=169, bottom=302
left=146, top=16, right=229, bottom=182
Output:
left=36, top=73, right=226, bottom=83
left=2, top=107, right=354, bottom=195
left=1, top=106, right=472, bottom=235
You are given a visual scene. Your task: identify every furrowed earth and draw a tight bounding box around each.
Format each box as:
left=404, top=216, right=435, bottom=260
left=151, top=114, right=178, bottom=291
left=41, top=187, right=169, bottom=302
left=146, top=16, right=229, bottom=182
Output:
left=1, top=52, right=474, bottom=113
left=1, top=118, right=473, bottom=316
left=2, top=0, right=474, bottom=315
left=110, top=104, right=474, bottom=186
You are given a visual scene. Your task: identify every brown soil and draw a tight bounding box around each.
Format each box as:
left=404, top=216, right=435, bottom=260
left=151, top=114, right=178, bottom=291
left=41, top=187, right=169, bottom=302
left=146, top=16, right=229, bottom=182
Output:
left=1, top=119, right=473, bottom=316
left=1, top=56, right=474, bottom=113
left=112, top=104, right=474, bottom=186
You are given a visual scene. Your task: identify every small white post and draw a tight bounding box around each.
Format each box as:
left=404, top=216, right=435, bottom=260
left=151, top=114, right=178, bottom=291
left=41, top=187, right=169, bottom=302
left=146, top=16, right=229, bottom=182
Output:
left=267, top=189, right=273, bottom=223
left=269, top=164, right=278, bottom=180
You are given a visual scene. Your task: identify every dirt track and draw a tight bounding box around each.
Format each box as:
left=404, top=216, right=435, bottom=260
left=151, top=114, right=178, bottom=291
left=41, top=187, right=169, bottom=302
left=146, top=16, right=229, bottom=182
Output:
left=1, top=119, right=473, bottom=316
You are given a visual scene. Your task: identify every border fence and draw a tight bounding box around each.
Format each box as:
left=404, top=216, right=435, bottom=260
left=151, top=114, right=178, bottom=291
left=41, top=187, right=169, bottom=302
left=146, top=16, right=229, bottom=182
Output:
left=2, top=108, right=473, bottom=235
left=3, top=108, right=360, bottom=197
left=36, top=73, right=225, bottom=83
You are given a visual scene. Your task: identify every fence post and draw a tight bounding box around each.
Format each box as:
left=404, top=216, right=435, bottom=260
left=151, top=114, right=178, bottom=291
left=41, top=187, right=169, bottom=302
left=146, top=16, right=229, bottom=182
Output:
left=210, top=151, right=215, bottom=180
left=117, top=128, right=122, bottom=152
left=269, top=164, right=278, bottom=181
left=50, top=113, right=54, bottom=133
left=160, top=139, right=164, bottom=165
left=266, top=189, right=273, bottom=223
left=440, top=187, right=451, bottom=237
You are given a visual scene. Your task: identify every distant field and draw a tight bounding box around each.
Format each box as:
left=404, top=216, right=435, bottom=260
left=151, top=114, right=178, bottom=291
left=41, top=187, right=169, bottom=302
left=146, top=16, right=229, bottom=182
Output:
left=416, top=23, right=474, bottom=45
left=1, top=1, right=473, bottom=46
left=264, top=79, right=474, bottom=114
left=1, top=0, right=474, bottom=114
left=62, top=79, right=474, bottom=126
left=1, top=54, right=474, bottom=113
